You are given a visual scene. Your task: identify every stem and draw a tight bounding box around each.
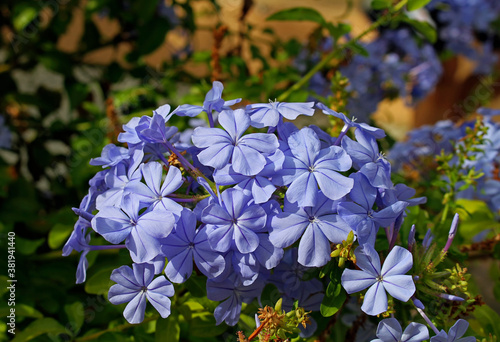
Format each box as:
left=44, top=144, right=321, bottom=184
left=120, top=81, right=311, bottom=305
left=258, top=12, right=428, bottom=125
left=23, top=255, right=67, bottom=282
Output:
left=416, top=307, right=440, bottom=335
left=277, top=0, right=408, bottom=102
left=207, top=110, right=215, bottom=128
left=333, top=124, right=350, bottom=146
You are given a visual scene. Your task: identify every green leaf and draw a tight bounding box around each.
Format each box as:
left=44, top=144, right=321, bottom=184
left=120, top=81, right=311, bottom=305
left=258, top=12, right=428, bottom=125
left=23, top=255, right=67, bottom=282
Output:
left=403, top=18, right=437, bottom=43
left=39, top=51, right=73, bottom=75
left=371, top=0, right=392, bottom=10
left=407, top=0, right=432, bottom=11
left=321, top=288, right=346, bottom=317
left=48, top=223, right=73, bottom=249
left=12, top=318, right=67, bottom=342
left=13, top=4, right=38, bottom=32
left=189, top=312, right=227, bottom=337
left=266, top=7, right=326, bottom=26
left=321, top=266, right=346, bottom=317
left=137, top=18, right=171, bottom=55
left=326, top=23, right=351, bottom=41
left=260, top=284, right=281, bottom=308
left=156, top=314, right=180, bottom=342
left=85, top=267, right=115, bottom=295
left=348, top=42, right=369, bottom=57
left=64, top=302, right=84, bottom=336
left=0, top=303, right=43, bottom=318
left=16, top=237, right=44, bottom=255
left=469, top=305, right=500, bottom=338
left=184, top=275, right=206, bottom=298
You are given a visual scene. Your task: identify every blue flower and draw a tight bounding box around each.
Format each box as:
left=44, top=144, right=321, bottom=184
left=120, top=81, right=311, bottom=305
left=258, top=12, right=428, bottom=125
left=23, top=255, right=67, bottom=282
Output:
left=138, top=112, right=179, bottom=145
left=341, top=244, right=415, bottom=316
left=276, top=127, right=353, bottom=207
left=161, top=209, right=225, bottom=282
left=90, top=144, right=130, bottom=168
left=92, top=194, right=176, bottom=263
left=213, top=149, right=284, bottom=204
left=63, top=218, right=91, bottom=284
left=342, top=129, right=392, bottom=188
left=430, top=319, right=475, bottom=342
left=207, top=273, right=265, bottom=326
left=337, top=173, right=406, bottom=245
left=126, top=162, right=183, bottom=215
left=108, top=263, right=174, bottom=324
left=316, top=103, right=385, bottom=139
left=192, top=109, right=279, bottom=175
left=246, top=101, right=315, bottom=128
left=270, top=192, right=352, bottom=267
left=371, top=318, right=428, bottom=342
left=201, top=188, right=266, bottom=254
left=172, top=81, right=241, bottom=117
left=95, top=151, right=143, bottom=209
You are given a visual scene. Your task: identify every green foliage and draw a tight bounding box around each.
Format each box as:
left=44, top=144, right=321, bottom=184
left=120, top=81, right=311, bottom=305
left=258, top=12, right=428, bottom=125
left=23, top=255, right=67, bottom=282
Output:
left=266, top=7, right=326, bottom=26
left=320, top=266, right=346, bottom=317
left=407, top=0, right=433, bottom=11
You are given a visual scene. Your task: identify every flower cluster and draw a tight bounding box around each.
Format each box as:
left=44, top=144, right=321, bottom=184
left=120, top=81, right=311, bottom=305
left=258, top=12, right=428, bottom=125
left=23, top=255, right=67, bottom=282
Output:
left=64, top=81, right=476, bottom=341
left=389, top=109, right=500, bottom=213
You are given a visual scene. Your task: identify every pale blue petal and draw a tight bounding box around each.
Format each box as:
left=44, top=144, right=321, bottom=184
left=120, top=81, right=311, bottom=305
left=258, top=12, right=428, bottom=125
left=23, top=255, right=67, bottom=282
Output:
left=192, top=127, right=232, bottom=147
left=382, top=275, right=415, bottom=301
left=123, top=292, right=147, bottom=324
left=269, top=213, right=308, bottom=248
left=355, top=244, right=381, bottom=276
left=297, top=225, right=331, bottom=267
left=232, top=144, right=266, bottom=176
left=341, top=269, right=376, bottom=293
left=287, top=127, right=320, bottom=166
left=286, top=172, right=318, bottom=207
left=361, top=282, right=388, bottom=316
left=234, top=225, right=260, bottom=253
left=376, top=318, right=402, bottom=342
left=381, top=246, right=413, bottom=277
left=402, top=322, right=429, bottom=342
left=314, top=168, right=354, bottom=201
left=197, top=142, right=233, bottom=169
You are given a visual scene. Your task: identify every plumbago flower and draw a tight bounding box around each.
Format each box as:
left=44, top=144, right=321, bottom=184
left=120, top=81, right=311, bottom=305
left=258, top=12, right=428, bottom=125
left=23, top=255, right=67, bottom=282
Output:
left=269, top=192, right=352, bottom=267
left=430, top=319, right=475, bottom=342
left=371, top=318, right=428, bottom=342
left=275, top=126, right=354, bottom=207
left=341, top=244, right=415, bottom=315
left=108, top=263, right=174, bottom=324
left=192, top=108, right=279, bottom=175
left=66, top=84, right=433, bottom=336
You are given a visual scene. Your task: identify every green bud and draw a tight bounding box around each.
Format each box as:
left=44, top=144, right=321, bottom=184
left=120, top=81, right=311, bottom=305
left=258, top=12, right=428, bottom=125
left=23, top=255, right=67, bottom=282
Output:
left=275, top=298, right=282, bottom=313
left=346, top=230, right=355, bottom=244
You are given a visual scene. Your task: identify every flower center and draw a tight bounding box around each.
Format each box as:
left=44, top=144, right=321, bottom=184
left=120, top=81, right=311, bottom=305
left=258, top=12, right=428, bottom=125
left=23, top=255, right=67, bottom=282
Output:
left=376, top=275, right=383, bottom=282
